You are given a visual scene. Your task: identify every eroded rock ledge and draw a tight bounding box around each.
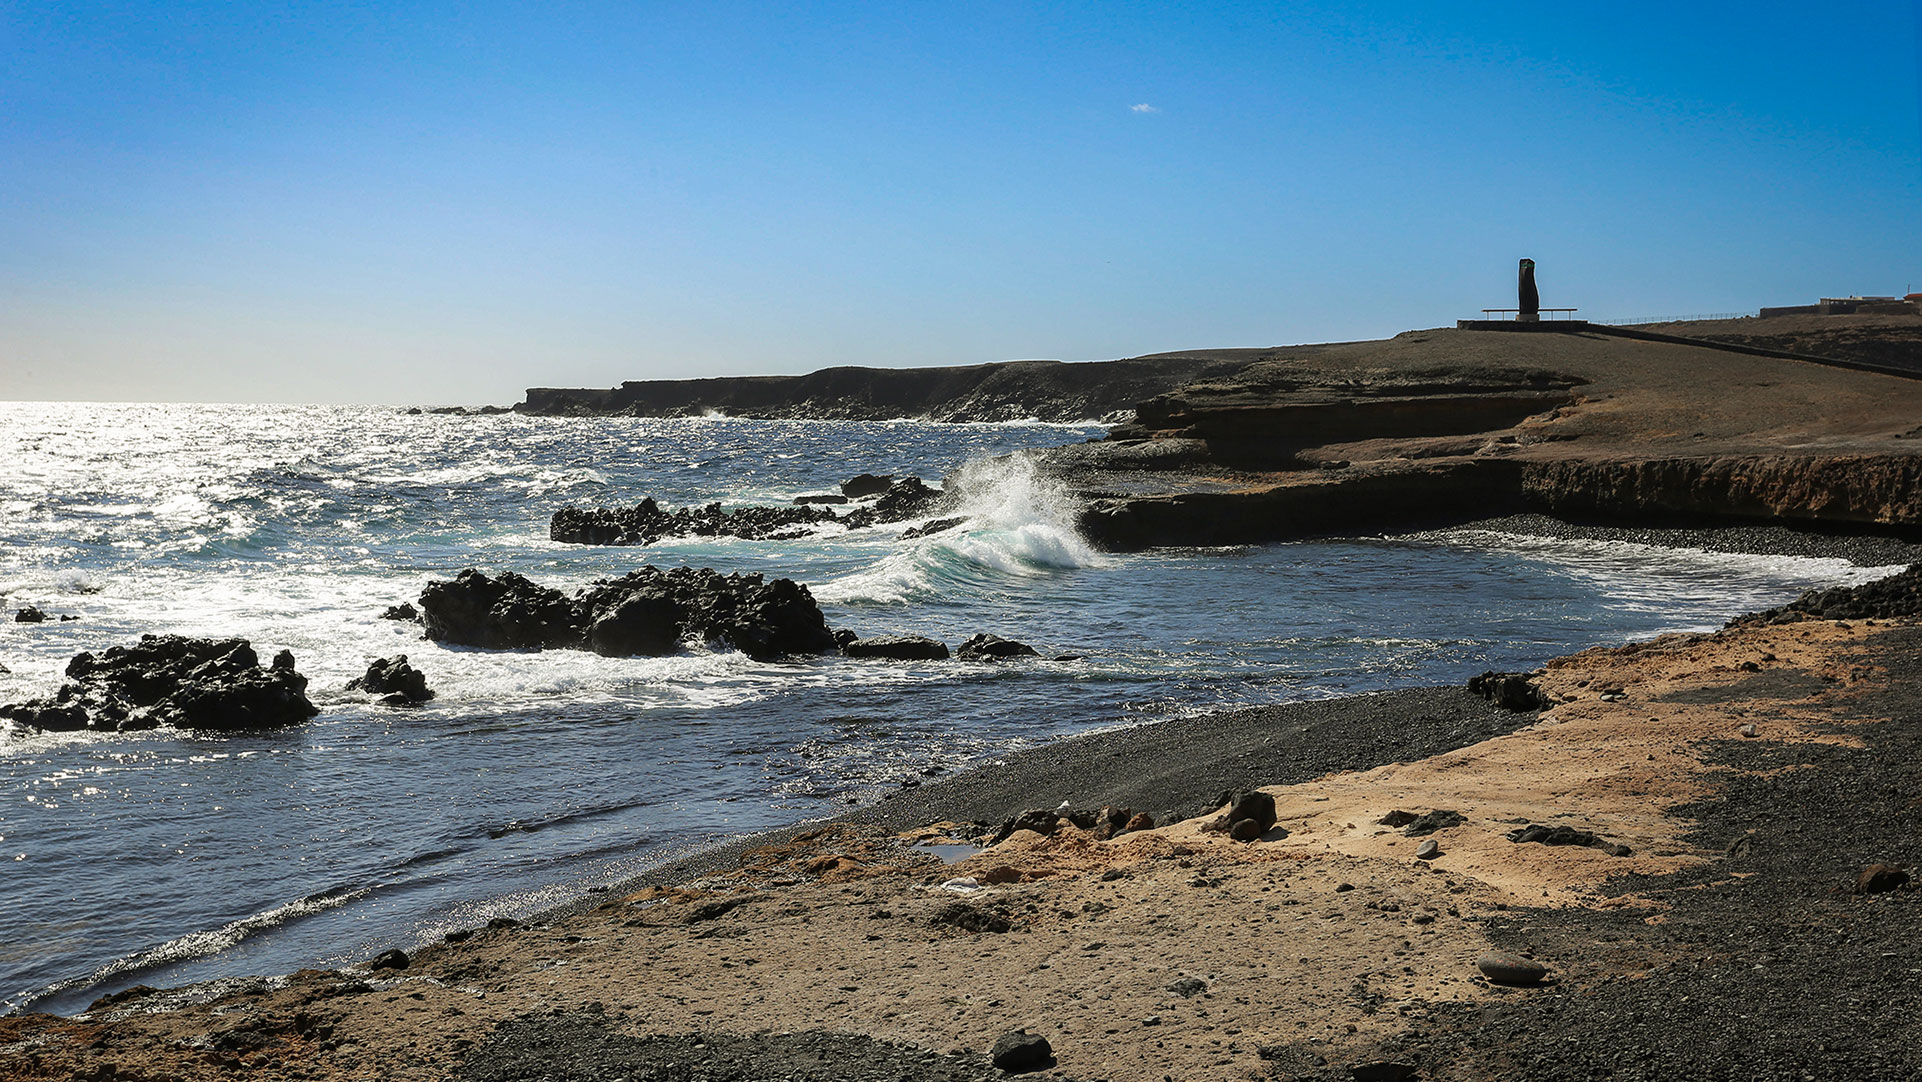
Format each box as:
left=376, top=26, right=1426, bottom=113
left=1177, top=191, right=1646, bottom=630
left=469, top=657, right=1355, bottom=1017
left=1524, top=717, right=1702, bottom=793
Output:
left=1046, top=324, right=1922, bottom=549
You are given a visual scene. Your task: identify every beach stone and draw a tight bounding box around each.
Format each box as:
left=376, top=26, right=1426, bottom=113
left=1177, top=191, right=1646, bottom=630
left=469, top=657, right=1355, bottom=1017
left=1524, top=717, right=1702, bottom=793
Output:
left=346, top=655, right=434, bottom=704
left=1854, top=863, right=1910, bottom=894
left=956, top=633, right=1039, bottom=660
left=1204, top=790, right=1278, bottom=836
left=831, top=628, right=858, bottom=649
left=15, top=607, right=47, bottom=623
left=379, top=602, right=418, bottom=621
left=1415, top=838, right=1441, bottom=860
left=1403, top=809, right=1465, bottom=836
left=1477, top=951, right=1549, bottom=985
left=1378, top=809, right=1420, bottom=827
left=792, top=493, right=847, bottom=505
left=842, top=634, right=949, bottom=660
left=368, top=949, right=409, bottom=971
left=1739, top=722, right=1759, bottom=737
left=1121, top=812, right=1155, bottom=834
left=1167, top=977, right=1208, bottom=997
left=989, top=1030, right=1054, bottom=1073
left=1467, top=670, right=1546, bottom=710
left=991, top=808, right=1061, bottom=844
left=1229, top=818, right=1264, bottom=842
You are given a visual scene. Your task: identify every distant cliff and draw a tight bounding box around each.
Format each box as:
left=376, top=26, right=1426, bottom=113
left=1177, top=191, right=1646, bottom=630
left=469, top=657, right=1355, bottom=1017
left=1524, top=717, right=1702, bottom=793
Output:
left=516, top=355, right=1262, bottom=424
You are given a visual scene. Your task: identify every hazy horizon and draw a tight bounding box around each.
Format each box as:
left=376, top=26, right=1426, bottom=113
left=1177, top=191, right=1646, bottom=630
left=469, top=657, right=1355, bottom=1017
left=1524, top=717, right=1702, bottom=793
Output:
left=5, top=2, right=1919, bottom=405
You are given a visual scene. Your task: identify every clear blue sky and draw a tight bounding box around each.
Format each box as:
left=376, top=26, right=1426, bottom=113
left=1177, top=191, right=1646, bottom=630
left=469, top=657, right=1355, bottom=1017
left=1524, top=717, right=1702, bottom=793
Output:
left=4, top=1, right=1918, bottom=404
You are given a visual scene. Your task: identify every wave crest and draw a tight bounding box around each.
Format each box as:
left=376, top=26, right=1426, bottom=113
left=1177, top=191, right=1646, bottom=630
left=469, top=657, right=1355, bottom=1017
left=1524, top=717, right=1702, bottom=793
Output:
left=818, top=454, right=1102, bottom=605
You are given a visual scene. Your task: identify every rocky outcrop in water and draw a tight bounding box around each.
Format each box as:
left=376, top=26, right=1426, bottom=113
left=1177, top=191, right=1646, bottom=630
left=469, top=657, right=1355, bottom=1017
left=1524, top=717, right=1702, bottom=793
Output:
left=549, top=477, right=952, bottom=546
left=842, top=635, right=950, bottom=660
left=957, top=634, right=1039, bottom=660
left=418, top=567, right=837, bottom=661
left=550, top=499, right=840, bottom=546
left=0, top=636, right=317, bottom=733
left=348, top=655, right=435, bottom=706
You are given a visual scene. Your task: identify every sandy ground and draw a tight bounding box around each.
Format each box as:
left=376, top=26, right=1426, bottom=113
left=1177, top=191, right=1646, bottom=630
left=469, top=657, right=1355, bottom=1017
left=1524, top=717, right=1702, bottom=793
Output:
left=2, top=612, right=1908, bottom=1082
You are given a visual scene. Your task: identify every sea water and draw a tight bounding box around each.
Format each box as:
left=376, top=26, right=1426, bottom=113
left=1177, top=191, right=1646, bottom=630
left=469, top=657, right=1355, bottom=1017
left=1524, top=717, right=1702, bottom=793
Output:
left=0, top=402, right=1898, bottom=1015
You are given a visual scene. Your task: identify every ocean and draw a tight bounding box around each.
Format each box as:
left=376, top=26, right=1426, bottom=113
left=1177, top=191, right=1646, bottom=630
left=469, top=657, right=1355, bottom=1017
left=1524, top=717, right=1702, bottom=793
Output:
left=0, top=402, right=1899, bottom=1016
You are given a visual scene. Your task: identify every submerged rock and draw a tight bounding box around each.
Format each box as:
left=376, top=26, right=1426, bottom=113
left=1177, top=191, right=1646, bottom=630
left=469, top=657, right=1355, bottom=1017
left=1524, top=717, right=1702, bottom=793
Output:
left=418, top=566, right=837, bottom=662
left=347, top=655, right=434, bottom=705
left=842, top=634, right=950, bottom=661
left=550, top=498, right=839, bottom=547
left=956, top=633, right=1040, bottom=660
left=550, top=476, right=952, bottom=546
left=379, top=602, right=419, bottom=621
left=15, top=607, right=47, bottom=623
left=0, top=635, right=317, bottom=733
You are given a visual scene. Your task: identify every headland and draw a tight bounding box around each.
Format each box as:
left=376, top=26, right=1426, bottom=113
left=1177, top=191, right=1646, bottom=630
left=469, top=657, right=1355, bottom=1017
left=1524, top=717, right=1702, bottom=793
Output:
left=5, top=315, right=1921, bottom=1081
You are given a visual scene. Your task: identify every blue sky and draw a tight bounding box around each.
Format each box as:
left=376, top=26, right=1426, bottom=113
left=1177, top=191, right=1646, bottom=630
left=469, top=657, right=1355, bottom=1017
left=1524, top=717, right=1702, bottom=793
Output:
left=3, top=2, right=1918, bottom=404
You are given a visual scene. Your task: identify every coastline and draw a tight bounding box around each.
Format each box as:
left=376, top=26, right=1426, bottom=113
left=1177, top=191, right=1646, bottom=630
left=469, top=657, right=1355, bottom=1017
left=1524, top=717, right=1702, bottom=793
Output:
left=6, top=520, right=1918, bottom=1081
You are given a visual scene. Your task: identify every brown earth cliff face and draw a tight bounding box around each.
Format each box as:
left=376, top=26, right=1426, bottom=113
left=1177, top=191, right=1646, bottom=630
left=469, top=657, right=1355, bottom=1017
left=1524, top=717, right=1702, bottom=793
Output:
left=1043, top=319, right=1922, bottom=547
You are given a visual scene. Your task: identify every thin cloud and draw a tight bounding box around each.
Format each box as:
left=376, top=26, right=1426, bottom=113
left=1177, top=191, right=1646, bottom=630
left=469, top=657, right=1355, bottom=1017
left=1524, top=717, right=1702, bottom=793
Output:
left=1130, top=103, right=1159, bottom=113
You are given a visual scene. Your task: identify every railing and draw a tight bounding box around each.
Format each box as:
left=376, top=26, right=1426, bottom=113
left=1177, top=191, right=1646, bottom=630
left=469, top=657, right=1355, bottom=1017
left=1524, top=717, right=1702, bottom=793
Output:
left=1593, top=312, right=1749, bottom=325
left=1479, top=308, right=1581, bottom=320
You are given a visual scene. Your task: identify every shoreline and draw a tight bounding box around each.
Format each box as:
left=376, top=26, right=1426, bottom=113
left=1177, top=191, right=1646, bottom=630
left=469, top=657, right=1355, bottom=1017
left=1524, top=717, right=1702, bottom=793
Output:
left=5, top=519, right=1918, bottom=1082
left=577, top=515, right=1922, bottom=908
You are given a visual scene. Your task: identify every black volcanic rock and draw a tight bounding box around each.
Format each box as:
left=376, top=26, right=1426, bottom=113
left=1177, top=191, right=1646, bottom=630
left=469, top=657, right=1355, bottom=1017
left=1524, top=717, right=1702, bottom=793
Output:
left=550, top=478, right=953, bottom=547
left=841, top=477, right=947, bottom=530
left=1467, top=670, right=1547, bottom=710
left=956, top=633, right=1039, bottom=660
left=550, top=498, right=839, bottom=547
left=1730, top=563, right=1922, bottom=626
left=842, top=635, right=950, bottom=661
left=419, top=566, right=836, bottom=662
left=841, top=473, right=894, bottom=498
left=347, top=655, right=435, bottom=705
left=420, top=570, right=579, bottom=651
left=0, top=635, right=317, bottom=733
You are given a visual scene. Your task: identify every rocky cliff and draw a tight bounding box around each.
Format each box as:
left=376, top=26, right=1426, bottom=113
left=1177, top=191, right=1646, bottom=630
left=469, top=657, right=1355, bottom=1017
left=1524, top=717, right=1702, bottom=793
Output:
left=1047, top=325, right=1922, bottom=548
left=519, top=355, right=1259, bottom=424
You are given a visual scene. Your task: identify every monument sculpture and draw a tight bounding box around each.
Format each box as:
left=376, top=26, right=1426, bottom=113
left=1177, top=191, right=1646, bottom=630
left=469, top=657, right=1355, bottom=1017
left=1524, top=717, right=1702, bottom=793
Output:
left=1518, top=258, right=1539, bottom=322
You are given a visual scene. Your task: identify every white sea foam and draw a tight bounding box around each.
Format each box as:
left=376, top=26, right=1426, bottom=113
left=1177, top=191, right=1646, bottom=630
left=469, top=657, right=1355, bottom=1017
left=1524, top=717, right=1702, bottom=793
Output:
left=817, top=454, right=1103, bottom=605
left=24, top=887, right=368, bottom=1011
